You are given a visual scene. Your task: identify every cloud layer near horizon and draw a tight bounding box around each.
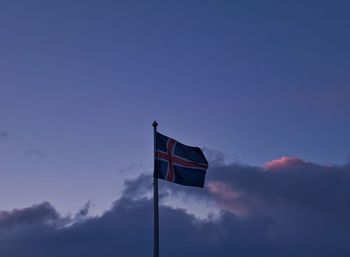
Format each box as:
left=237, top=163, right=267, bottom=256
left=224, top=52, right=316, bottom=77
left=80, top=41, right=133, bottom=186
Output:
left=0, top=157, right=349, bottom=257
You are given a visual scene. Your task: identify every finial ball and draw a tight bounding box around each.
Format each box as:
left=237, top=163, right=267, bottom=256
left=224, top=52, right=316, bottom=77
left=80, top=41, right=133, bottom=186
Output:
left=152, top=121, right=158, bottom=127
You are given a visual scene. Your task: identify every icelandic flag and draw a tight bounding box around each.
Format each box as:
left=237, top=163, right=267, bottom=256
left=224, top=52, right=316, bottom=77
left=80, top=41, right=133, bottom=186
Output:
left=154, top=132, right=208, bottom=188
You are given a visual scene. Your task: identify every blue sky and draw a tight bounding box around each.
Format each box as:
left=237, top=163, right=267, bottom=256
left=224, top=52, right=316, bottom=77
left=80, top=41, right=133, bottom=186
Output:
left=1, top=0, right=350, bottom=217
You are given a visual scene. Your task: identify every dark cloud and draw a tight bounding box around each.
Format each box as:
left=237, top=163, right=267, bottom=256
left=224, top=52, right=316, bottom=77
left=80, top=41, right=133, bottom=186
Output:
left=23, top=149, right=46, bottom=159
left=0, top=202, right=59, bottom=229
left=0, top=131, right=8, bottom=139
left=206, top=157, right=350, bottom=221
left=122, top=173, right=153, bottom=199
left=0, top=157, right=350, bottom=256
left=74, top=201, right=91, bottom=221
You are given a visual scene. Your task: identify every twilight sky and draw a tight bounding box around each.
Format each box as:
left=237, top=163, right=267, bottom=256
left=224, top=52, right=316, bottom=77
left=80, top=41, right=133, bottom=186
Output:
left=0, top=1, right=350, bottom=256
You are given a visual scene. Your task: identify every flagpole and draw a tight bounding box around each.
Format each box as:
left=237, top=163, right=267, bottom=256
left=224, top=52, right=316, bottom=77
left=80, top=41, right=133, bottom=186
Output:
left=153, top=121, right=159, bottom=257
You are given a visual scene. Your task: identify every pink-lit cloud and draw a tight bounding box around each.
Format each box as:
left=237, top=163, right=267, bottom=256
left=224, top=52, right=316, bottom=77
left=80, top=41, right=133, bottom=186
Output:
left=208, top=181, right=240, bottom=200
left=208, top=181, right=245, bottom=214
left=265, top=157, right=306, bottom=170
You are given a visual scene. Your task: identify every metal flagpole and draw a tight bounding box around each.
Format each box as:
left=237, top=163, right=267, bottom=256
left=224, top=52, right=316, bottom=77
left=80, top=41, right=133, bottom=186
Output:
left=153, top=121, right=159, bottom=257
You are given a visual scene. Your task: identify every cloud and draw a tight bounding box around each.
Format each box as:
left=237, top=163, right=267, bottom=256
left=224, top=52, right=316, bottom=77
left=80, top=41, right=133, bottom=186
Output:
left=0, top=157, right=350, bottom=256
left=0, top=202, right=59, bottom=229
left=206, top=159, right=350, bottom=221
left=23, top=149, right=46, bottom=159
left=0, top=197, right=274, bottom=257
left=74, top=201, right=91, bottom=221
left=265, top=156, right=306, bottom=169
left=0, top=131, right=8, bottom=139
left=207, top=181, right=244, bottom=214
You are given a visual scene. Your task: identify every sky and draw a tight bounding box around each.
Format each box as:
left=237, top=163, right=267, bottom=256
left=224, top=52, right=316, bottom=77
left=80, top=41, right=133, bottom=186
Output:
left=0, top=0, right=350, bottom=256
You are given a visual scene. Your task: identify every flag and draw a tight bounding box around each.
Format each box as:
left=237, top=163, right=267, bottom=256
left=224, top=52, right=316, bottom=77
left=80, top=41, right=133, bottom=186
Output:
left=154, top=132, right=208, bottom=188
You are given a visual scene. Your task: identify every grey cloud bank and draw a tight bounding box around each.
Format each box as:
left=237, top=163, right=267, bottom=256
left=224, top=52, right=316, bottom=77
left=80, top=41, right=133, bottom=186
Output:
left=0, top=157, right=349, bottom=257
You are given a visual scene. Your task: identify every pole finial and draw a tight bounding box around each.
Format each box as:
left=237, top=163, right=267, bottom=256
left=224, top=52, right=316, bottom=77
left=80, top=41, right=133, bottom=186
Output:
left=152, top=121, right=158, bottom=128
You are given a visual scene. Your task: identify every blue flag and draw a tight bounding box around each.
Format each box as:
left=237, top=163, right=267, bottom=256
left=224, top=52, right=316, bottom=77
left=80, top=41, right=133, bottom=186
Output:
left=154, top=132, right=208, bottom=188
